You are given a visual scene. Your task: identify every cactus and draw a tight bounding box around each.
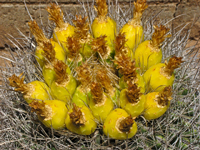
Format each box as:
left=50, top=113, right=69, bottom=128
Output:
left=0, top=0, right=199, bottom=149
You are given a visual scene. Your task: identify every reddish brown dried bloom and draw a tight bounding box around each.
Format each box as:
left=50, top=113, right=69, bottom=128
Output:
left=132, top=0, right=148, bottom=25
left=119, top=115, right=134, bottom=132
left=126, top=83, right=142, bottom=104
left=46, top=3, right=65, bottom=28
left=164, top=56, right=183, bottom=75
left=69, top=104, right=85, bottom=126
left=91, top=35, right=108, bottom=59
left=95, top=65, right=113, bottom=93
left=54, top=60, right=68, bottom=84
left=8, top=73, right=28, bottom=94
left=115, top=54, right=137, bottom=83
left=29, top=100, right=53, bottom=121
left=28, top=20, right=48, bottom=47
left=91, top=82, right=103, bottom=104
left=29, top=100, right=45, bottom=117
left=42, top=41, right=56, bottom=63
left=157, top=86, right=173, bottom=106
left=95, top=0, right=108, bottom=17
left=115, top=32, right=127, bottom=56
left=76, top=63, right=92, bottom=88
left=73, top=15, right=90, bottom=40
left=67, top=36, right=82, bottom=60
left=151, top=25, right=171, bottom=49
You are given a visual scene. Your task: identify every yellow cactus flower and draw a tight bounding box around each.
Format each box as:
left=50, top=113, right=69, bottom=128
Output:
left=8, top=73, right=50, bottom=104
left=143, top=86, right=172, bottom=120
left=103, top=108, right=137, bottom=140
left=72, top=63, right=93, bottom=106
left=120, top=0, right=148, bottom=51
left=135, top=25, right=171, bottom=72
left=46, top=3, right=75, bottom=52
left=29, top=100, right=68, bottom=129
left=143, top=56, right=183, bottom=92
left=119, top=83, right=146, bottom=117
left=89, top=82, right=114, bottom=122
left=28, top=20, right=66, bottom=68
left=65, top=104, right=97, bottom=135
left=50, top=39, right=66, bottom=62
left=92, top=0, right=116, bottom=52
left=50, top=60, right=76, bottom=103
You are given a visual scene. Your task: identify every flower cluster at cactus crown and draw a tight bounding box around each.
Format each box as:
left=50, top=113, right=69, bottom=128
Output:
left=0, top=0, right=199, bottom=149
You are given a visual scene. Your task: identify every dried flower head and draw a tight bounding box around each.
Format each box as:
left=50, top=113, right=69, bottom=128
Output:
left=67, top=36, right=82, bottom=60
left=164, top=56, right=183, bottom=75
left=46, top=3, right=65, bottom=28
left=42, top=41, right=56, bottom=63
left=118, top=115, right=134, bottom=132
left=95, top=65, right=113, bottom=92
left=73, top=15, right=90, bottom=40
left=8, top=73, right=29, bottom=94
left=115, top=32, right=128, bottom=56
left=126, top=83, right=142, bottom=104
left=131, top=0, right=148, bottom=25
left=69, top=104, right=85, bottom=126
left=95, top=0, right=108, bottom=18
left=157, top=86, right=173, bottom=106
left=91, top=35, right=109, bottom=59
left=151, top=25, right=171, bottom=49
left=76, top=63, right=92, bottom=88
left=29, top=100, right=53, bottom=121
left=28, top=20, right=48, bottom=47
left=115, top=54, right=138, bottom=83
left=54, top=60, right=68, bottom=84
left=91, top=82, right=104, bottom=104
